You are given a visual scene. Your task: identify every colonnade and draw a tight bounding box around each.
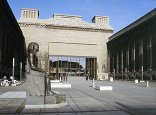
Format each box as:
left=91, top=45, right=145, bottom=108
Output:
left=107, top=13, right=156, bottom=80
left=0, top=0, right=26, bottom=80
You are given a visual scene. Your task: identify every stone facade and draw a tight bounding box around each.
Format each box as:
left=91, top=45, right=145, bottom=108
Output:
left=18, top=8, right=113, bottom=79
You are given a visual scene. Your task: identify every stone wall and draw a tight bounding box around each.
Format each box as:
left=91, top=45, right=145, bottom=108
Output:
left=18, top=10, right=113, bottom=79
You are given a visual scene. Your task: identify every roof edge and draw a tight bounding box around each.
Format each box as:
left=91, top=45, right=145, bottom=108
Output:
left=109, top=8, right=156, bottom=41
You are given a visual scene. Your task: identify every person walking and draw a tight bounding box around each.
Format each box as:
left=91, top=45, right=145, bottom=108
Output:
left=65, top=73, right=68, bottom=82
left=86, top=73, right=89, bottom=80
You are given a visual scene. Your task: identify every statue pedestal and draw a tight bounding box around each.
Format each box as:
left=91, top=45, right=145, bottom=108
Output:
left=26, top=70, right=45, bottom=105
left=25, top=70, right=66, bottom=107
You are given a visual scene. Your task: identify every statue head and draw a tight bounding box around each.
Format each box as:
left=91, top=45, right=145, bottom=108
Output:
left=27, top=42, right=43, bottom=72
left=27, top=42, right=39, bottom=53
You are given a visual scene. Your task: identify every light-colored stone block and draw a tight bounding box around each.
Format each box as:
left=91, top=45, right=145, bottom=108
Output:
left=140, top=80, right=145, bottom=83
left=146, top=81, right=149, bottom=87
left=135, top=79, right=138, bottom=83
left=5, top=83, right=9, bottom=87
left=25, top=102, right=67, bottom=109
left=0, top=91, right=26, bottom=98
left=99, top=78, right=104, bottom=81
left=11, top=84, right=16, bottom=86
left=50, top=80, right=60, bottom=83
left=96, top=86, right=113, bottom=91
left=51, top=83, right=71, bottom=88
left=110, top=77, right=113, bottom=82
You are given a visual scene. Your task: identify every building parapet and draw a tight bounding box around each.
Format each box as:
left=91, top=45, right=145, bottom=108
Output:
left=92, top=16, right=109, bottom=25
left=53, top=14, right=82, bottom=20
left=19, top=8, right=113, bottom=32
left=18, top=22, right=113, bottom=32
left=21, top=8, right=39, bottom=19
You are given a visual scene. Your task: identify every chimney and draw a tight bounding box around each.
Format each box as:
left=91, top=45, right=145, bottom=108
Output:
left=92, top=16, right=109, bottom=25
left=21, top=8, right=39, bottom=19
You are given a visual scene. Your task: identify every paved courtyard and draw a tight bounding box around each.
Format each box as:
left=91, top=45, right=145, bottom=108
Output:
left=0, top=77, right=156, bottom=115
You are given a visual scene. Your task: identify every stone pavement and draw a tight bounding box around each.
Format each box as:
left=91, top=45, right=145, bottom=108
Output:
left=0, top=83, right=26, bottom=114
left=0, top=77, right=156, bottom=115
left=22, top=77, right=156, bottom=115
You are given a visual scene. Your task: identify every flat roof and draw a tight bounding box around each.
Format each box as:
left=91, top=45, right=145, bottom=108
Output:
left=109, top=8, right=156, bottom=41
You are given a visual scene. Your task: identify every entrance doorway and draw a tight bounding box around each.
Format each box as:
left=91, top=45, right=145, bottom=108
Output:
left=49, top=56, right=97, bottom=80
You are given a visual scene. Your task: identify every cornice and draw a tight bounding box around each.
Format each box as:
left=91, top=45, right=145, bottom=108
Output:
left=18, top=22, right=113, bottom=33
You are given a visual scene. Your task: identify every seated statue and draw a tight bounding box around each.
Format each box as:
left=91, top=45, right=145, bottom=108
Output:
left=27, top=42, right=43, bottom=72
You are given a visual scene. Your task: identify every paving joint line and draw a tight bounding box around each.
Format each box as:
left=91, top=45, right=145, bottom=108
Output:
left=66, top=90, right=81, bottom=115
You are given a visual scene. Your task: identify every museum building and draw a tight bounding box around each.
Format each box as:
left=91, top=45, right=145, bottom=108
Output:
left=0, top=0, right=26, bottom=79
left=18, top=8, right=113, bottom=80
left=107, top=8, right=156, bottom=80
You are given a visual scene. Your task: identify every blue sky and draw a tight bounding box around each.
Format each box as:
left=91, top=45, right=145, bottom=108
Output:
left=8, top=0, right=156, bottom=33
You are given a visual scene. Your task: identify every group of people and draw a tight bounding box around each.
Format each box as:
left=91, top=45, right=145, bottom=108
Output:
left=85, top=73, right=90, bottom=80
left=0, top=76, right=20, bottom=87
left=60, top=73, right=68, bottom=82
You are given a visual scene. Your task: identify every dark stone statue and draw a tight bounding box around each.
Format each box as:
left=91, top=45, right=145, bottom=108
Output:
left=27, top=42, right=43, bottom=72
left=26, top=42, right=66, bottom=105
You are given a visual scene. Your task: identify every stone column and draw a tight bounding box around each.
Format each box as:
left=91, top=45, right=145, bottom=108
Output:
left=133, top=41, right=136, bottom=72
left=127, top=45, right=129, bottom=72
left=107, top=50, right=110, bottom=73
left=94, top=58, right=97, bottom=80
left=113, top=55, right=114, bottom=73
left=141, top=39, right=144, bottom=81
left=141, top=39, right=143, bottom=68
left=149, top=29, right=152, bottom=71
left=121, top=50, right=123, bottom=73
left=121, top=49, right=123, bottom=73
left=90, top=59, right=92, bottom=79
left=21, top=10, right=24, bottom=18
left=116, top=51, right=119, bottom=73
left=20, top=62, right=22, bottom=81
left=13, top=58, right=15, bottom=81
